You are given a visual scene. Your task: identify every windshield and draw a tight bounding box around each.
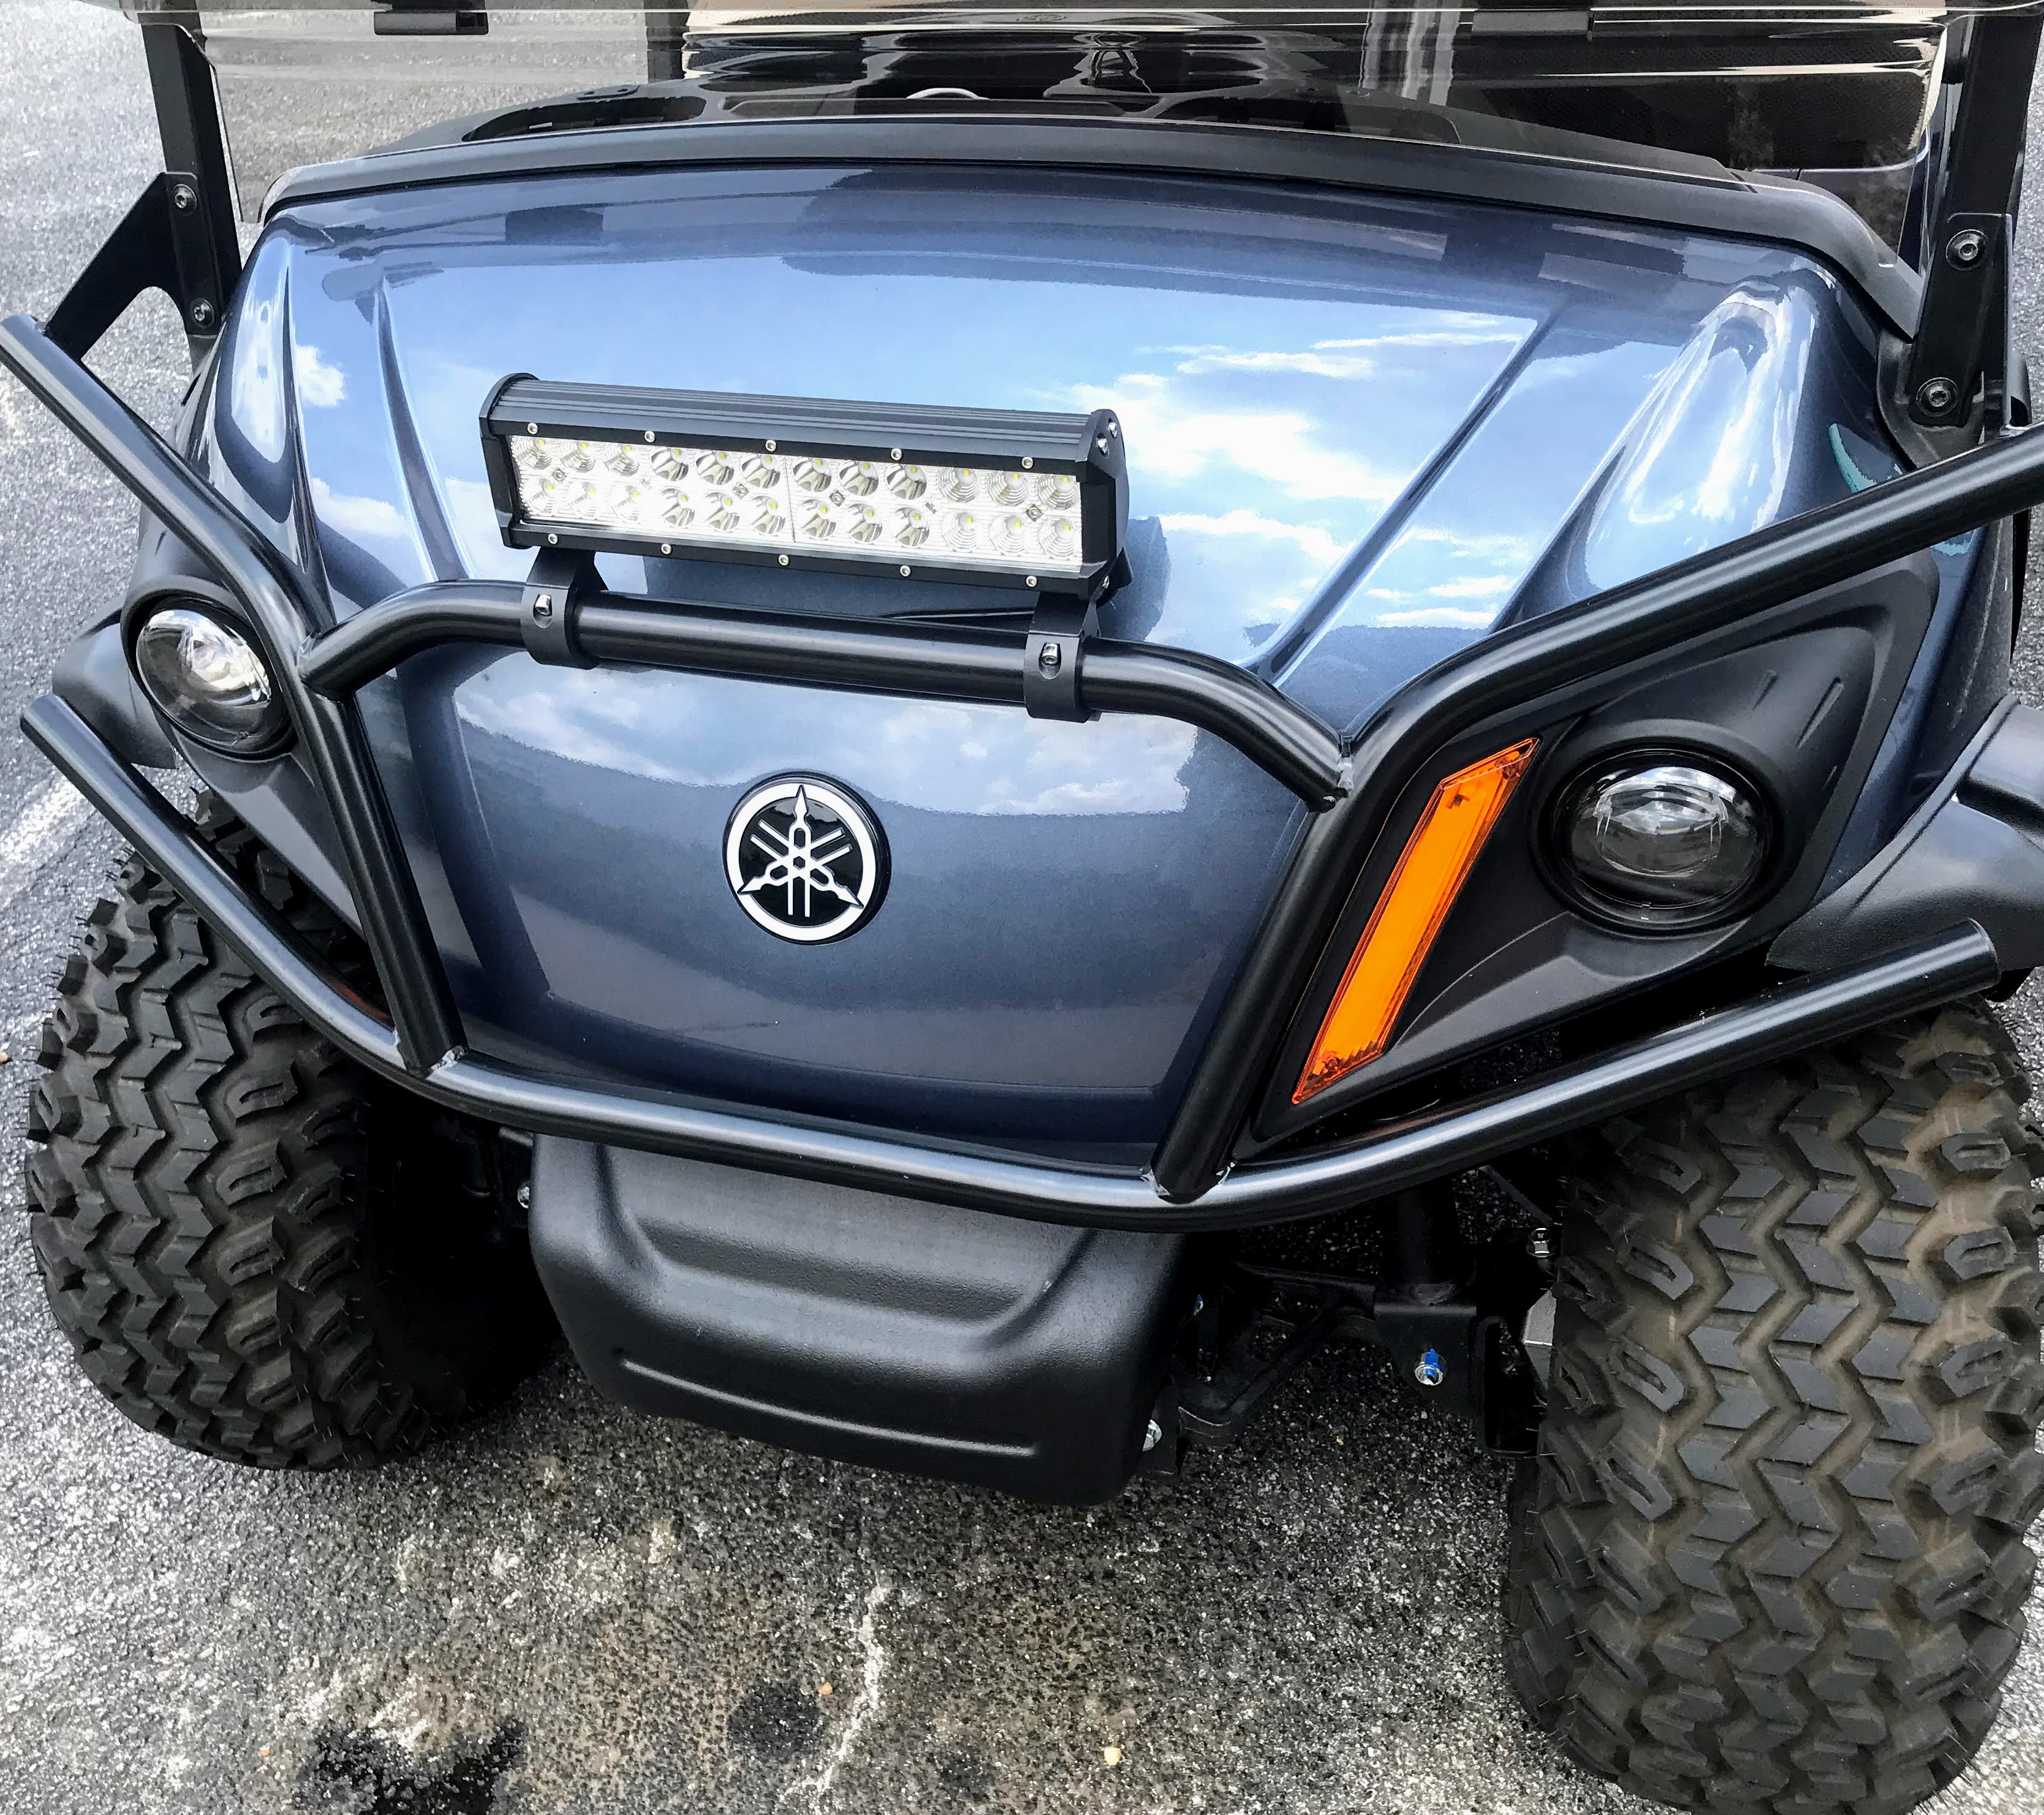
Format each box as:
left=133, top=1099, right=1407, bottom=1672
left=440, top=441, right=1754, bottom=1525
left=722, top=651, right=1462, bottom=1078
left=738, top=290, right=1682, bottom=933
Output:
left=86, top=4, right=2036, bottom=248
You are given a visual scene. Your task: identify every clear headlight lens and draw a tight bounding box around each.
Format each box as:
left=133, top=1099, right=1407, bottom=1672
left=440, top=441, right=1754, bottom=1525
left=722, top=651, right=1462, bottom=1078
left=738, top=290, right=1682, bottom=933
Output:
left=508, top=434, right=1084, bottom=575
left=132, top=605, right=291, bottom=756
left=1559, top=759, right=1768, bottom=926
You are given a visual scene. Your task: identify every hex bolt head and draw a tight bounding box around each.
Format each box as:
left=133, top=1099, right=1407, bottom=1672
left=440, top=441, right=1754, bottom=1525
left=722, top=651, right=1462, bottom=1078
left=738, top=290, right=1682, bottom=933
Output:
left=1414, top=1348, right=1446, bottom=1389
left=1142, top=1419, right=1163, bottom=1452
left=1037, top=641, right=1062, bottom=675
left=1915, top=376, right=1961, bottom=416
left=189, top=298, right=216, bottom=328
left=1947, top=227, right=1988, bottom=268
left=531, top=593, right=554, bottom=623
left=171, top=183, right=196, bottom=211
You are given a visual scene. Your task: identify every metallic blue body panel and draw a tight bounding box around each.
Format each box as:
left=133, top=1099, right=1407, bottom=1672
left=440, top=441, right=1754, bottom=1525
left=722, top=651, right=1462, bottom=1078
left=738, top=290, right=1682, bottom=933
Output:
left=187, top=161, right=1957, bottom=1145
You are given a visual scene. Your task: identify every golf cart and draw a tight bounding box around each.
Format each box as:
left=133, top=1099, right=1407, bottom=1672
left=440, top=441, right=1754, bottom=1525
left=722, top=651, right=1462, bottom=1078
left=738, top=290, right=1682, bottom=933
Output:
left=8, top=6, right=2044, bottom=1810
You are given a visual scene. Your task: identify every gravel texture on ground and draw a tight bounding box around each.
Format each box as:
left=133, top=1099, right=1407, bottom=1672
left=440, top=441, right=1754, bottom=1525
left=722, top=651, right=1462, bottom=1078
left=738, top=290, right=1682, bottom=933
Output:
left=1, top=6, right=2041, bottom=1811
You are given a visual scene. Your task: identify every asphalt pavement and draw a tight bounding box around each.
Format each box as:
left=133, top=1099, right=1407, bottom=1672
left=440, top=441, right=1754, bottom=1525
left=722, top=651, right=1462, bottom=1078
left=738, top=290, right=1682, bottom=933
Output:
left=2, top=6, right=2043, bottom=1813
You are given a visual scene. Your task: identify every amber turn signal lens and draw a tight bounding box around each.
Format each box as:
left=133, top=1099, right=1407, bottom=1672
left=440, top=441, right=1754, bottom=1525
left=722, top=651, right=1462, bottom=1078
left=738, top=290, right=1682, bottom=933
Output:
left=1294, top=737, right=1539, bottom=1104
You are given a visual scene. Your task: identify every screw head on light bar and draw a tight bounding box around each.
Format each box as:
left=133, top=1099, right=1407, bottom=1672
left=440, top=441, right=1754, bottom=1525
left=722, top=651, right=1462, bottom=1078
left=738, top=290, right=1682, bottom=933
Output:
left=480, top=377, right=1129, bottom=599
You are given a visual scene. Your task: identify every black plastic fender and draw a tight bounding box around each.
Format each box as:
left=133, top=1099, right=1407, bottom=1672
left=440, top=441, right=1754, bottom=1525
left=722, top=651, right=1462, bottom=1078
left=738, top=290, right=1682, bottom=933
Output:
left=53, top=616, right=176, bottom=770
left=1772, top=698, right=2044, bottom=972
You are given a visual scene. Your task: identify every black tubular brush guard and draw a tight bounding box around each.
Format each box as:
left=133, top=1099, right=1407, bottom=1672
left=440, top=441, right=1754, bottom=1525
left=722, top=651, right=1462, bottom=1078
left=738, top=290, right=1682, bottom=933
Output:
left=7, top=303, right=2043, bottom=1230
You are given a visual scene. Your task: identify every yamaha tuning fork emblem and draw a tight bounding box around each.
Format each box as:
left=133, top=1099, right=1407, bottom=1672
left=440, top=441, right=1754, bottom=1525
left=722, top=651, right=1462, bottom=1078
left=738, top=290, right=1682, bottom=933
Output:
left=724, top=777, right=889, bottom=944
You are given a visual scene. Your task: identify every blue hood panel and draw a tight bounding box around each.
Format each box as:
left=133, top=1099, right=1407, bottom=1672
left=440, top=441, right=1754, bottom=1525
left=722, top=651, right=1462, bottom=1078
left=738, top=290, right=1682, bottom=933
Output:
left=201, top=160, right=1893, bottom=1148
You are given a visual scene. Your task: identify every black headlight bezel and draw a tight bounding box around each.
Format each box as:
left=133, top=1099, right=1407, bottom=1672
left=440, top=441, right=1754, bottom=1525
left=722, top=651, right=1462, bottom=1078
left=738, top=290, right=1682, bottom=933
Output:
left=1539, top=743, right=1782, bottom=934
left=124, top=590, right=295, bottom=760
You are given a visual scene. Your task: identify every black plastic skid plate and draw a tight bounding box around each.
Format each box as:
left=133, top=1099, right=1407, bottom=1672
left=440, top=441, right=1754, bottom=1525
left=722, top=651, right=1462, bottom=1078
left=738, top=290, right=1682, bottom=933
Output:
left=528, top=1137, right=1188, bottom=1502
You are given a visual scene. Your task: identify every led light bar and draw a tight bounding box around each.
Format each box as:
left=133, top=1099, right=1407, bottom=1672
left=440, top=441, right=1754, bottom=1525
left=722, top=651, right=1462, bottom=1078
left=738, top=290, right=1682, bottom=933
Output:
left=481, top=377, right=1128, bottom=597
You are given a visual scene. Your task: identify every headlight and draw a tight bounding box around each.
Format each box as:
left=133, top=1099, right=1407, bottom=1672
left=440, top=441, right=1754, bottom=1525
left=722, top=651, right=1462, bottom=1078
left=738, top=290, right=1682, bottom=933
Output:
left=480, top=376, right=1127, bottom=598
left=131, top=604, right=292, bottom=757
left=1553, top=756, right=1769, bottom=929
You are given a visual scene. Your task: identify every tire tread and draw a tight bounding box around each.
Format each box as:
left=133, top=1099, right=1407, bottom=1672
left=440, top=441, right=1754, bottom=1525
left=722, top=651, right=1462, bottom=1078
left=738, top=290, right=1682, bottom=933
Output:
left=1507, top=1000, right=2044, bottom=1814
left=24, top=796, right=540, bottom=1468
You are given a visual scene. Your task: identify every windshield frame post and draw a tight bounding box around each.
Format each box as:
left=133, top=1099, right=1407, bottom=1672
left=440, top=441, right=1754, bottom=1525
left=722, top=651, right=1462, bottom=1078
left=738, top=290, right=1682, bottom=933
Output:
left=137, top=7, right=241, bottom=368
left=646, top=3, right=691, bottom=82
left=1897, top=9, right=2042, bottom=452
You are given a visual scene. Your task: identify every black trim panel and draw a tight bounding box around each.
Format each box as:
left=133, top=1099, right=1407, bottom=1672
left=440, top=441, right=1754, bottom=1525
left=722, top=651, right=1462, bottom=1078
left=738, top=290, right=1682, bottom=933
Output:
left=260, top=115, right=1923, bottom=336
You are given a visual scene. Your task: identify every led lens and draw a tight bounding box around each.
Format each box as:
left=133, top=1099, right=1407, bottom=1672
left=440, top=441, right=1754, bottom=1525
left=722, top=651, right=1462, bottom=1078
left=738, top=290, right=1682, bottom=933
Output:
left=132, top=605, right=291, bottom=756
left=1561, top=760, right=1768, bottom=923
left=508, top=434, right=1086, bottom=575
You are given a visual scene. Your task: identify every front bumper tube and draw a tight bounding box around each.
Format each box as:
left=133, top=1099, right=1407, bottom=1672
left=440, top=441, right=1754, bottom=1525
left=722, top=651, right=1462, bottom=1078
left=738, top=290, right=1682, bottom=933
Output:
left=21, top=689, right=2004, bottom=1231
left=9, top=301, right=2044, bottom=1229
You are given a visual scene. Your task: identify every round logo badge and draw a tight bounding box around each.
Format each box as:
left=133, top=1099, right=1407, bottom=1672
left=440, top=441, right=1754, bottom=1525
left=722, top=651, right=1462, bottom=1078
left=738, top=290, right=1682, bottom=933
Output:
left=724, top=776, right=888, bottom=944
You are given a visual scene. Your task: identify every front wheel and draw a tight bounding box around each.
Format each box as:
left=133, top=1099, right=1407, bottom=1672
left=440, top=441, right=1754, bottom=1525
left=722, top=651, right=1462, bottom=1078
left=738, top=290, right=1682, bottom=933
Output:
left=1505, top=1000, right=2044, bottom=1815
left=25, top=801, right=553, bottom=1468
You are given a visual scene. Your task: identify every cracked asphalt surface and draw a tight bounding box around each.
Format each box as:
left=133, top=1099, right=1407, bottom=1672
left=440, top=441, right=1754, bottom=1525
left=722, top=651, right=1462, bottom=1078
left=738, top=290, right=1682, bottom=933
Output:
left=2, top=6, right=2043, bottom=1812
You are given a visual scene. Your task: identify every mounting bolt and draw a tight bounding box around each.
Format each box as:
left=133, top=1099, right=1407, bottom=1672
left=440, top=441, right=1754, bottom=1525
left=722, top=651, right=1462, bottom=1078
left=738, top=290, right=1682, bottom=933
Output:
left=526, top=422, right=539, bottom=435
left=643, top=430, right=655, bottom=443
left=546, top=532, right=559, bottom=545
left=1037, top=641, right=1062, bottom=675
left=531, top=593, right=553, bottom=623
left=890, top=447, right=904, bottom=461
left=171, top=182, right=197, bottom=211
left=189, top=298, right=216, bottom=328
left=1414, top=1348, right=1446, bottom=1389
left=765, top=439, right=777, bottom=453
left=659, top=542, right=672, bottom=555
left=515, top=1181, right=532, bottom=1211
left=778, top=553, right=790, bottom=566
left=899, top=564, right=911, bottom=577
left=1527, top=1226, right=1551, bottom=1264
left=1021, top=455, right=1034, bottom=469
left=1025, top=575, right=1039, bottom=589
left=1143, top=1419, right=1163, bottom=1452
left=1915, top=376, right=1961, bottom=416
left=1947, top=227, right=1988, bottom=268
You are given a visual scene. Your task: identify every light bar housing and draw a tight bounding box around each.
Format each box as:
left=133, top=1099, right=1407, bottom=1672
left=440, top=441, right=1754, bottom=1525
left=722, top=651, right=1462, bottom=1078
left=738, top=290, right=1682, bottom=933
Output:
left=481, top=377, right=1129, bottom=599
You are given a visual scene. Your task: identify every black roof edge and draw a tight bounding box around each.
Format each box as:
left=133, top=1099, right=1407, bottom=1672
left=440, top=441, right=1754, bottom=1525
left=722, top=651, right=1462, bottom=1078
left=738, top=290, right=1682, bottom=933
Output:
left=262, top=113, right=1922, bottom=338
